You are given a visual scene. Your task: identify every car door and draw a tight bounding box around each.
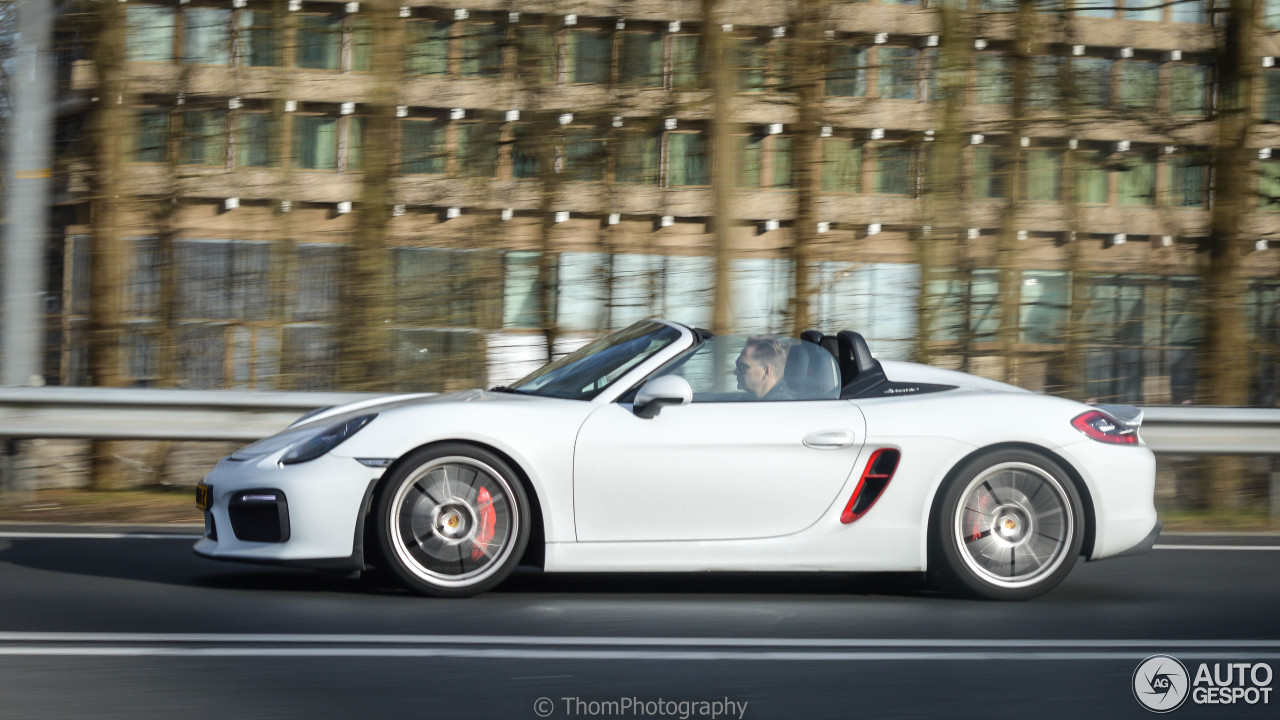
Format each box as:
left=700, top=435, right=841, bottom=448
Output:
left=573, top=336, right=866, bottom=542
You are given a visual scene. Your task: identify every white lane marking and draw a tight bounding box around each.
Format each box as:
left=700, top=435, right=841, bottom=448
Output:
left=1154, top=544, right=1280, bottom=551
left=1, top=648, right=1279, bottom=661
left=0, top=633, right=1276, bottom=650
left=0, top=532, right=199, bottom=540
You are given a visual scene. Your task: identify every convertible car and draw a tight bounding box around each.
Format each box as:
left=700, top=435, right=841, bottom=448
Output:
left=194, top=319, right=1159, bottom=600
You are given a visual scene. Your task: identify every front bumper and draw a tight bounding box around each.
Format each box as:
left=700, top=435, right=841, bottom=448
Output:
left=192, top=452, right=383, bottom=571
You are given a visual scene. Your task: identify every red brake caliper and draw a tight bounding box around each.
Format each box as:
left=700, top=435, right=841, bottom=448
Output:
left=970, top=493, right=990, bottom=541
left=471, top=487, right=496, bottom=561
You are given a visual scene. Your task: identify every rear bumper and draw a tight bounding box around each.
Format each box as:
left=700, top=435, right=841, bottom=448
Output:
left=1096, top=519, right=1162, bottom=561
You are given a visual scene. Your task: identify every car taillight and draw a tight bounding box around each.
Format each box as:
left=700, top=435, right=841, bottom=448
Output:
left=1071, top=410, right=1138, bottom=445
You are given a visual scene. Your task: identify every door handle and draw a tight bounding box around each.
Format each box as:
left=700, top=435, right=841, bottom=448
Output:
left=803, top=430, right=856, bottom=450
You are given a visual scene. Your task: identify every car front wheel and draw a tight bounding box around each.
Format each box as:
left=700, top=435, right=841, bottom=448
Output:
left=375, top=443, right=530, bottom=598
left=933, top=449, right=1084, bottom=601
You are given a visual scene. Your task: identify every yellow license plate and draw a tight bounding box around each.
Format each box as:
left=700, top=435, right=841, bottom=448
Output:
left=196, top=483, right=212, bottom=511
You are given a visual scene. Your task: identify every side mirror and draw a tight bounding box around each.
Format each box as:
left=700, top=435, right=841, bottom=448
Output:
left=633, top=375, right=693, bottom=419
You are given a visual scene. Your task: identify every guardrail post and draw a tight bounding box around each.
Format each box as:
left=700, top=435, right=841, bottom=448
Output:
left=1271, top=458, right=1280, bottom=526
left=0, top=438, right=32, bottom=508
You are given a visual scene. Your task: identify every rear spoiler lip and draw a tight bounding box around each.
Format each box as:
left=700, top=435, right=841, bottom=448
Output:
left=1092, top=403, right=1144, bottom=432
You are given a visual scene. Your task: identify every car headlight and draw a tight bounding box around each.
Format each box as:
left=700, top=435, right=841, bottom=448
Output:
left=281, top=414, right=377, bottom=465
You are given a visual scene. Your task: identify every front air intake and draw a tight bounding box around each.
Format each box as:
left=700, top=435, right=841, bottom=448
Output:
left=840, top=449, right=902, bottom=524
left=228, top=490, right=290, bottom=543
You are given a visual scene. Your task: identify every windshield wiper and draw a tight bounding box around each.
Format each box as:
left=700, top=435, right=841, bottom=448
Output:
left=489, top=385, right=529, bottom=394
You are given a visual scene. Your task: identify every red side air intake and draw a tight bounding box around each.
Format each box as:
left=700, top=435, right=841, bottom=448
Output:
left=840, top=448, right=902, bottom=524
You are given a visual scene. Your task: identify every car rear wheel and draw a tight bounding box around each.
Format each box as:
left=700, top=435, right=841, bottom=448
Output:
left=933, top=449, right=1084, bottom=600
left=375, top=444, right=530, bottom=598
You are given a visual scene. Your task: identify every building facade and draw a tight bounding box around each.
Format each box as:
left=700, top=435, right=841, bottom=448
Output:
left=48, top=0, right=1280, bottom=404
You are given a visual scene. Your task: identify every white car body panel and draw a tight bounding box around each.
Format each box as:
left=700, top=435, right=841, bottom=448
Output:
left=193, top=320, right=1159, bottom=582
left=574, top=400, right=867, bottom=542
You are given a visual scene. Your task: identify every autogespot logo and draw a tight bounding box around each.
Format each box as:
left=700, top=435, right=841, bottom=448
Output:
left=1134, top=655, right=1191, bottom=713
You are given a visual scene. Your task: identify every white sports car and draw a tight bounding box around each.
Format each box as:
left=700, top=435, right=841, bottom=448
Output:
left=195, top=319, right=1159, bottom=600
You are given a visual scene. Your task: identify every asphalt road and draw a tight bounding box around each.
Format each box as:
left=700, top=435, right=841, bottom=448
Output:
left=0, top=526, right=1277, bottom=720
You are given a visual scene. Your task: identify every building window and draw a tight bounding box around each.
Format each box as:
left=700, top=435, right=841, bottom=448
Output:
left=296, top=13, right=342, bottom=71
left=874, top=144, right=914, bottom=195
left=1263, top=69, right=1280, bottom=122
left=1023, top=150, right=1062, bottom=202
left=516, top=25, right=556, bottom=84
left=666, top=132, right=709, bottom=186
left=731, top=258, right=793, bottom=334
left=1171, top=0, right=1209, bottom=23
left=350, top=17, right=375, bottom=72
left=177, top=323, right=227, bottom=389
left=182, top=7, right=230, bottom=65
left=129, top=237, right=163, bottom=318
left=512, top=124, right=541, bottom=179
left=1167, top=157, right=1207, bottom=208
left=619, top=31, right=662, bottom=87
left=282, top=325, right=336, bottom=390
left=826, top=44, right=867, bottom=97
left=406, top=19, right=450, bottom=76
left=1072, top=57, right=1112, bottom=109
left=563, top=128, right=606, bottom=182
left=1080, top=276, right=1147, bottom=403
left=180, top=109, right=226, bottom=167
left=1076, top=0, right=1114, bottom=18
left=1171, top=65, right=1209, bottom=116
left=293, top=114, right=338, bottom=170
left=568, top=29, right=610, bottom=84
left=822, top=137, right=862, bottom=192
left=126, top=5, right=175, bottom=62
left=235, top=112, right=277, bottom=168
left=974, top=54, right=1010, bottom=105
left=1020, top=271, right=1070, bottom=345
left=346, top=117, right=365, bottom=171
left=503, top=251, right=543, bottom=329
left=878, top=48, right=919, bottom=101
left=1267, top=0, right=1280, bottom=29
left=730, top=37, right=767, bottom=93
left=291, top=244, right=343, bottom=323
left=174, top=240, right=271, bottom=322
left=925, top=269, right=1000, bottom=344
left=237, top=10, right=280, bottom=67
left=456, top=121, right=499, bottom=177
left=393, top=247, right=501, bottom=328
left=971, top=146, right=1004, bottom=200
left=1122, top=0, right=1162, bottom=21
left=460, top=22, right=504, bottom=78
left=401, top=119, right=446, bottom=174
left=732, top=132, right=792, bottom=189
left=733, top=135, right=761, bottom=188
left=1028, top=57, right=1065, bottom=109
left=671, top=34, right=703, bottom=90
left=813, top=262, right=919, bottom=361
left=1261, top=160, right=1280, bottom=212
left=1119, top=61, right=1159, bottom=111
left=1117, top=155, right=1157, bottom=206
left=616, top=130, right=660, bottom=184
left=130, top=108, right=169, bottom=163
left=1074, top=153, right=1109, bottom=204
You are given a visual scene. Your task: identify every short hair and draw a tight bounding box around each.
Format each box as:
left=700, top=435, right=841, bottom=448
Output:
left=742, top=336, right=787, bottom=375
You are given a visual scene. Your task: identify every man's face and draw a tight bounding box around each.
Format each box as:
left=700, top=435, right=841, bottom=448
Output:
left=735, top=348, right=769, bottom=397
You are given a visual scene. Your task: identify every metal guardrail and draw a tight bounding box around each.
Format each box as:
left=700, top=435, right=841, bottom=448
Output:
left=0, top=387, right=388, bottom=442
left=0, top=387, right=1278, bottom=454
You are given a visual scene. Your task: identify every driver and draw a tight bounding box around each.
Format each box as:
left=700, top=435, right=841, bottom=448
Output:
left=734, top=337, right=793, bottom=400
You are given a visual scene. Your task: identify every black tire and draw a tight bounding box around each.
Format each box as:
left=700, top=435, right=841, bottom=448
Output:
left=374, top=443, right=531, bottom=598
left=931, top=448, right=1084, bottom=601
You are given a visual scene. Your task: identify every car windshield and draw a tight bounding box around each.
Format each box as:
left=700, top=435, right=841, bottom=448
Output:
left=509, top=321, right=683, bottom=400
